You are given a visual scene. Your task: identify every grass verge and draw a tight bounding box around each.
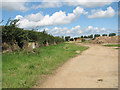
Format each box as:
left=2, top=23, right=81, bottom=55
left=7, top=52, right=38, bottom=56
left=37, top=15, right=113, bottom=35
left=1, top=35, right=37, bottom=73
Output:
left=77, top=40, right=92, bottom=43
left=2, top=43, right=88, bottom=88
left=104, top=44, right=120, bottom=47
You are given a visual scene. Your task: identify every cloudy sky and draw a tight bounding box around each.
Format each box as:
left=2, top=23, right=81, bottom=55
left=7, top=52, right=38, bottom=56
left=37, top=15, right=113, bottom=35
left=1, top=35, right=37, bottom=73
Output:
left=1, top=0, right=119, bottom=37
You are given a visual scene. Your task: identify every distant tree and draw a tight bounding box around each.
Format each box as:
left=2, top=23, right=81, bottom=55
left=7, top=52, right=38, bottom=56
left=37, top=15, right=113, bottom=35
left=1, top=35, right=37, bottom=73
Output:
left=70, top=38, right=74, bottom=41
left=102, top=34, right=107, bottom=36
left=74, top=37, right=78, bottom=41
left=42, top=29, right=47, bottom=34
left=94, top=34, right=100, bottom=38
left=54, top=36, right=64, bottom=44
left=81, top=36, right=83, bottom=38
left=89, top=34, right=93, bottom=38
left=84, top=36, right=88, bottom=38
left=65, top=36, right=70, bottom=41
left=109, top=33, right=116, bottom=36
left=61, top=36, right=64, bottom=39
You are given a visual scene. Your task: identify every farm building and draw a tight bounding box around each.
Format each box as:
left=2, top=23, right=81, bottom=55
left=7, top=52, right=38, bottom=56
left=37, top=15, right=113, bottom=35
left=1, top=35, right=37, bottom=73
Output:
left=76, top=38, right=82, bottom=42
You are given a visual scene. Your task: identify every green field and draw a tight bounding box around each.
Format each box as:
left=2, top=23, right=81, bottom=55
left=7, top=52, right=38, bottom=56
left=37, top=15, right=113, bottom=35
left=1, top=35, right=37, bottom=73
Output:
left=104, top=44, right=120, bottom=47
left=2, top=43, right=88, bottom=88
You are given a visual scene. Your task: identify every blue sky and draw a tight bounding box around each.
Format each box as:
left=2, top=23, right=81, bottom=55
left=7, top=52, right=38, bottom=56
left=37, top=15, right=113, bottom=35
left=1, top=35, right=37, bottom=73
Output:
left=1, top=1, right=119, bottom=37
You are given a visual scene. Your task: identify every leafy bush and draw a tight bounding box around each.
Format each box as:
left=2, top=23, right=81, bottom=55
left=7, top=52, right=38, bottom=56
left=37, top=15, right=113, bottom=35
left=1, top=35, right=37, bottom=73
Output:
left=82, top=38, right=85, bottom=42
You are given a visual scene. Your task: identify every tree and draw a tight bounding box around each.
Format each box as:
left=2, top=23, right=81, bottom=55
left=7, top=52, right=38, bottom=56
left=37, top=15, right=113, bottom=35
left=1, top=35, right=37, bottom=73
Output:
left=84, top=36, right=88, bottom=38
left=102, top=34, right=107, bottom=36
left=65, top=36, right=70, bottom=41
left=10, top=19, right=20, bottom=26
left=89, top=34, right=93, bottom=38
left=0, top=20, right=4, bottom=24
left=74, top=37, right=78, bottom=41
left=81, top=36, right=83, bottom=38
left=77, top=37, right=81, bottom=39
left=5, top=17, right=11, bottom=26
left=42, top=29, right=47, bottom=34
left=70, top=38, right=74, bottom=41
left=94, top=34, right=100, bottom=38
left=61, top=36, right=64, bottom=39
left=54, top=36, right=64, bottom=44
left=109, top=33, right=116, bottom=36
left=2, top=25, right=27, bottom=48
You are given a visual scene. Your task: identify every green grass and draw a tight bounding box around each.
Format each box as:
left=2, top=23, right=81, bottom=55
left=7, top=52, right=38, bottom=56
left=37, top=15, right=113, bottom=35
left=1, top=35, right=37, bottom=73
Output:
left=78, top=40, right=92, bottom=43
left=2, top=43, right=88, bottom=88
left=104, top=44, right=120, bottom=47
left=0, top=55, right=2, bottom=90
left=115, top=48, right=119, bottom=49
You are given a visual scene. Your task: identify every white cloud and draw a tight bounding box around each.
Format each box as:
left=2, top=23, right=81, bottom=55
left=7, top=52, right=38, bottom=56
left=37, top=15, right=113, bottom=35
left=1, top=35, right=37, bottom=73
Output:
left=15, top=6, right=88, bottom=28
left=15, top=15, right=23, bottom=19
left=64, top=0, right=113, bottom=8
left=88, top=26, right=93, bottom=29
left=71, top=25, right=80, bottom=30
left=45, top=28, right=49, bottom=31
left=87, top=26, right=107, bottom=33
left=24, top=13, right=44, bottom=22
left=88, top=6, right=115, bottom=18
left=87, top=26, right=106, bottom=31
left=1, top=0, right=117, bottom=11
left=32, top=1, right=63, bottom=9
left=31, top=0, right=115, bottom=9
left=50, top=26, right=80, bottom=36
left=1, top=0, right=28, bottom=12
left=46, top=25, right=108, bottom=37
left=101, top=28, right=106, bottom=31
left=94, top=27, right=98, bottom=30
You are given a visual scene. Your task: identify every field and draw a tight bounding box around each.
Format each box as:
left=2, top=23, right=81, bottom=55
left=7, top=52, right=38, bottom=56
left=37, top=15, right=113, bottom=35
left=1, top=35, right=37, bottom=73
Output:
left=2, top=43, right=88, bottom=88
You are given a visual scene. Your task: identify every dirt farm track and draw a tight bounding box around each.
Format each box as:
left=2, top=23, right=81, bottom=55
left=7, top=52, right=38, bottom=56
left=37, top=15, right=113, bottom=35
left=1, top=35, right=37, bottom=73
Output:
left=36, top=43, right=118, bottom=88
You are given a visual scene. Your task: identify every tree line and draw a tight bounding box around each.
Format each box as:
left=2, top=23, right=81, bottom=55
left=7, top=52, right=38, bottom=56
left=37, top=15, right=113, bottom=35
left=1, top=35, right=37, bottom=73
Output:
left=64, top=33, right=116, bottom=41
left=2, top=19, right=64, bottom=51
